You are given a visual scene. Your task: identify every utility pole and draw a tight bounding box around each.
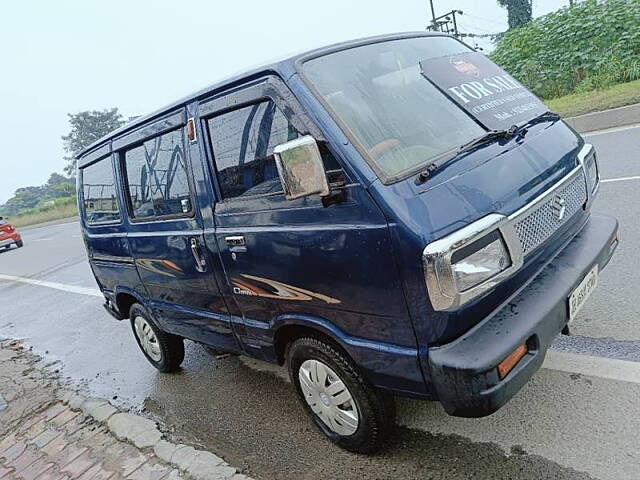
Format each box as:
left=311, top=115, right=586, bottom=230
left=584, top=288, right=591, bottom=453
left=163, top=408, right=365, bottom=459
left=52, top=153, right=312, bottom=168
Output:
left=429, top=0, right=438, bottom=30
left=425, top=1, right=498, bottom=50
left=426, top=9, right=464, bottom=38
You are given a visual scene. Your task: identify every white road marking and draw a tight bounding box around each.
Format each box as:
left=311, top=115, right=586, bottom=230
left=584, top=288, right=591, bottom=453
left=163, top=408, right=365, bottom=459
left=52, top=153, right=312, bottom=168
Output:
left=601, top=175, right=640, bottom=184
left=1, top=273, right=639, bottom=384
left=583, top=123, right=640, bottom=137
left=247, top=350, right=640, bottom=386
left=544, top=350, right=640, bottom=385
left=0, top=274, right=102, bottom=297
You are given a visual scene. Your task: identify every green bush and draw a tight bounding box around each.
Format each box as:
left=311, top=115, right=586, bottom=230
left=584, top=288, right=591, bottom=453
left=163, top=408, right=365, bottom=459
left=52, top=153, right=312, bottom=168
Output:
left=491, top=0, right=640, bottom=99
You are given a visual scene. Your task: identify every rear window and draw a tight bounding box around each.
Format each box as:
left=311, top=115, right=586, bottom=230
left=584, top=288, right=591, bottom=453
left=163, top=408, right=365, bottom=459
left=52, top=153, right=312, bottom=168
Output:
left=122, top=129, right=192, bottom=219
left=81, top=157, right=120, bottom=224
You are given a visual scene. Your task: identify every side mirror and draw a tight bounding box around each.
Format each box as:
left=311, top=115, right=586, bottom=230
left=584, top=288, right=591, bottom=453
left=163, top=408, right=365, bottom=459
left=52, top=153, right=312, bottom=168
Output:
left=274, top=135, right=330, bottom=200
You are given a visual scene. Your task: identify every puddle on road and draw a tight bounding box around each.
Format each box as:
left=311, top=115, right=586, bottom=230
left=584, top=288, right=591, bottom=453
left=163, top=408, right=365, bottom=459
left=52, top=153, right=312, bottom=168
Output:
left=0, top=330, right=594, bottom=480
left=139, top=346, right=592, bottom=480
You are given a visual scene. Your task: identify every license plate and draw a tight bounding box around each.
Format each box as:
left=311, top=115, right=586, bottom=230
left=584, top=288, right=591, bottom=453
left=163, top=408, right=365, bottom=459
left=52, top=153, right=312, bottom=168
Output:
left=568, top=265, right=598, bottom=322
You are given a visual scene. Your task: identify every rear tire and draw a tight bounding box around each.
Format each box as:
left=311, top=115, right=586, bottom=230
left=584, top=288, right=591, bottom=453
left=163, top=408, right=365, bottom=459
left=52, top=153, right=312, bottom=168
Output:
left=130, top=303, right=184, bottom=373
left=287, top=336, right=395, bottom=454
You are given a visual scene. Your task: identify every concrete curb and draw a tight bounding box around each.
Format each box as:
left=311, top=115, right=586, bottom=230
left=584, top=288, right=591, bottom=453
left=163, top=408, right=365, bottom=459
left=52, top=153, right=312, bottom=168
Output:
left=58, top=390, right=252, bottom=480
left=564, top=103, right=640, bottom=133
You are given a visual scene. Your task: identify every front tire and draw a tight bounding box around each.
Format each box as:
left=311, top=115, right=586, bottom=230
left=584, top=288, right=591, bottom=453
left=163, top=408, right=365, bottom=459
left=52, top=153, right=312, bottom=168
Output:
left=15, top=240, right=23, bottom=248
left=287, top=336, right=395, bottom=454
left=130, top=303, right=184, bottom=373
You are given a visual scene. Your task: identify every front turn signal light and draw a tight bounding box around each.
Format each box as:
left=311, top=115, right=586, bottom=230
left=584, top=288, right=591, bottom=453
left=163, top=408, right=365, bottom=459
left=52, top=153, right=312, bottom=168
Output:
left=497, top=343, right=528, bottom=380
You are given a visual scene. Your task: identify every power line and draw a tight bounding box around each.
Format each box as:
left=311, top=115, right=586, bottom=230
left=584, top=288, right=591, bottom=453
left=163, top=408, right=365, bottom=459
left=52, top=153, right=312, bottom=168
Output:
left=425, top=1, right=503, bottom=50
left=462, top=12, right=507, bottom=28
left=426, top=8, right=464, bottom=37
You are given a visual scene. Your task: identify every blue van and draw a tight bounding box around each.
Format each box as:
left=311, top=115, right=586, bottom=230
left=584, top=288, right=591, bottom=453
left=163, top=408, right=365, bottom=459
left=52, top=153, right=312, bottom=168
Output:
left=77, top=32, right=618, bottom=453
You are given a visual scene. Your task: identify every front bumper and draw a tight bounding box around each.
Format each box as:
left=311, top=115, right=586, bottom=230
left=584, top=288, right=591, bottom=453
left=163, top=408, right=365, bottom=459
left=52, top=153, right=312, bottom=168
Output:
left=0, top=234, right=20, bottom=247
left=427, top=213, right=618, bottom=417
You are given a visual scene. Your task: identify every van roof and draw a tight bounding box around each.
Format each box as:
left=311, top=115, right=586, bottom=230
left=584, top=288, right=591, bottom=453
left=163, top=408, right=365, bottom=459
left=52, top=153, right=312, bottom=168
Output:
left=76, top=31, right=448, bottom=160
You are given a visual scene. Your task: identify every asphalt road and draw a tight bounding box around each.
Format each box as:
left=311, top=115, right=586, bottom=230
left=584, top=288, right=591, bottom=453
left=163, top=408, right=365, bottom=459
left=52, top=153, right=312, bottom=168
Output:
left=1, top=124, right=639, bottom=479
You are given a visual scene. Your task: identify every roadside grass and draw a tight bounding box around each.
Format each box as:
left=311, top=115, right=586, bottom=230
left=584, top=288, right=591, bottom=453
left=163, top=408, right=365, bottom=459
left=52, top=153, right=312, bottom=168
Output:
left=545, top=79, right=640, bottom=118
left=10, top=202, right=78, bottom=228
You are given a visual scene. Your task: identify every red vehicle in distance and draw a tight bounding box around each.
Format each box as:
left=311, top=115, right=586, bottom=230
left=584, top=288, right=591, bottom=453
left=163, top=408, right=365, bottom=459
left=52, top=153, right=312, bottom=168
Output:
left=0, top=217, right=23, bottom=250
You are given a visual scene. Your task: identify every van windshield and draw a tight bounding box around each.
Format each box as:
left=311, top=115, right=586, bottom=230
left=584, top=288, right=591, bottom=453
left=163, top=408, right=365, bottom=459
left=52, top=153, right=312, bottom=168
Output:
left=303, top=37, right=484, bottom=180
left=303, top=36, right=545, bottom=181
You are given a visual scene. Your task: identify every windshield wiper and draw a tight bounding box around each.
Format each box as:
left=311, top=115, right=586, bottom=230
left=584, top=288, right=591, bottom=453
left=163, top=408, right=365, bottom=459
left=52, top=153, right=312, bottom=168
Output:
left=518, top=110, right=561, bottom=131
left=456, top=127, right=519, bottom=156
left=414, top=112, right=562, bottom=185
left=458, top=111, right=560, bottom=156
left=415, top=128, right=517, bottom=184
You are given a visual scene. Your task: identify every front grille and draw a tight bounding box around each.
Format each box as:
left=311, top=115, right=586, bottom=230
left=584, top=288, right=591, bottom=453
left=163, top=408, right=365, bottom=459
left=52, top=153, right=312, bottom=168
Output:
left=512, top=172, right=587, bottom=255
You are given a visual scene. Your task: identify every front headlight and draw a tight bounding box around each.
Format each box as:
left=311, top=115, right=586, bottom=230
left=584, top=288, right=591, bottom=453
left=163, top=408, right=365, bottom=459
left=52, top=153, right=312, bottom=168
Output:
left=451, top=233, right=512, bottom=291
left=423, top=214, right=523, bottom=311
left=578, top=144, right=600, bottom=208
left=584, top=150, right=599, bottom=194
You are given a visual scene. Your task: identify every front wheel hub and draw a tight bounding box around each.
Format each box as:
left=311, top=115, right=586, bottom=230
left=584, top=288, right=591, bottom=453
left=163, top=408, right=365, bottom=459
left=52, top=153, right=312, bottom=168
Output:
left=298, top=359, right=359, bottom=436
left=134, top=316, right=162, bottom=362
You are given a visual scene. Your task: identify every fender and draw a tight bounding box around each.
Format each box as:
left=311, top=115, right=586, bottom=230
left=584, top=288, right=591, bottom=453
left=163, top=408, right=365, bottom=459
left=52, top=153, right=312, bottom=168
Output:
left=103, top=286, right=148, bottom=320
left=263, top=313, right=431, bottom=398
left=271, top=313, right=419, bottom=358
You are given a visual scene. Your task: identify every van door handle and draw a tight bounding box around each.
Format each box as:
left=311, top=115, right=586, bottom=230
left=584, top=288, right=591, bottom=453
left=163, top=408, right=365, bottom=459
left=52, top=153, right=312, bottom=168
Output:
left=225, top=235, right=247, bottom=253
left=190, top=238, right=207, bottom=273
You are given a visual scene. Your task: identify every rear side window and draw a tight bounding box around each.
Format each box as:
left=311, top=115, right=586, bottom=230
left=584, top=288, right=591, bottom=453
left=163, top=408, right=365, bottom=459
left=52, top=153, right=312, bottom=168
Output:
left=123, top=129, right=192, bottom=219
left=82, top=157, right=120, bottom=225
left=207, top=101, right=299, bottom=199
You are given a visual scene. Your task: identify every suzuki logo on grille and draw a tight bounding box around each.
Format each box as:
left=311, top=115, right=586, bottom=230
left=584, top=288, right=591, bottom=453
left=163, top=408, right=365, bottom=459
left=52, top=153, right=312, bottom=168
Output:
left=551, top=195, right=566, bottom=221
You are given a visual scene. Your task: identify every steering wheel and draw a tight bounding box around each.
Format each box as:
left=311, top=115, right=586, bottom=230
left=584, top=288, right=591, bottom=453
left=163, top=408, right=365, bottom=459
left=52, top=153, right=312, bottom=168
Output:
left=368, top=139, right=402, bottom=159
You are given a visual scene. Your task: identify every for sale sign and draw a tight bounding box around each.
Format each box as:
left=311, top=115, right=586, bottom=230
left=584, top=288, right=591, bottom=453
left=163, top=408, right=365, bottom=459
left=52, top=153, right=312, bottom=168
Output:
left=420, top=52, right=547, bottom=130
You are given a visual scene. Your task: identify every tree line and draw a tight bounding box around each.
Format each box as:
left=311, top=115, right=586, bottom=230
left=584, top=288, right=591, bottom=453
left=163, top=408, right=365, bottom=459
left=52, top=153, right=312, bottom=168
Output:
left=0, top=109, right=125, bottom=217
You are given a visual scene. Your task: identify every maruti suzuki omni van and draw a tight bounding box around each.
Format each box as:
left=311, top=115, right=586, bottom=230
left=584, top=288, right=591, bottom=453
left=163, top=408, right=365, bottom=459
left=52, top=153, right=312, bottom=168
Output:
left=77, top=32, right=618, bottom=453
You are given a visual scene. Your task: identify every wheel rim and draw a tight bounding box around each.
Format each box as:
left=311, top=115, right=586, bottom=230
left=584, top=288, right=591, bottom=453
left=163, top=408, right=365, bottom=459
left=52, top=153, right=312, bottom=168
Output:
left=133, top=316, right=162, bottom=362
left=298, top=359, right=359, bottom=436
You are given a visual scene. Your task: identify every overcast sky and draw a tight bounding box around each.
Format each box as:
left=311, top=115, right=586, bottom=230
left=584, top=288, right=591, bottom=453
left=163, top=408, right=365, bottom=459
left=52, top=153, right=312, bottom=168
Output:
left=0, top=0, right=569, bottom=204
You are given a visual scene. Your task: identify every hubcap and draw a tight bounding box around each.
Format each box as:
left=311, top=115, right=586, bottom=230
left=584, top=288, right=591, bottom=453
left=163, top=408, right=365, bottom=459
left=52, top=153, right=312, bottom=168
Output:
left=134, top=316, right=162, bottom=362
left=298, top=359, right=359, bottom=436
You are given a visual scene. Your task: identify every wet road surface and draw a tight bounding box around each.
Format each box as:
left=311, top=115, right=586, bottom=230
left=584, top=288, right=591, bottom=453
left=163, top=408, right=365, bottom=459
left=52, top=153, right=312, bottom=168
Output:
left=1, top=124, right=639, bottom=479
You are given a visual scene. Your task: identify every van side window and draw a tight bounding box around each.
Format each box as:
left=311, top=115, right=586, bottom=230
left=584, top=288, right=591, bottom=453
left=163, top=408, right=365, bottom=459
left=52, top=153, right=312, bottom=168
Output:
left=123, top=129, right=192, bottom=219
left=82, top=157, right=120, bottom=224
left=207, top=101, right=299, bottom=199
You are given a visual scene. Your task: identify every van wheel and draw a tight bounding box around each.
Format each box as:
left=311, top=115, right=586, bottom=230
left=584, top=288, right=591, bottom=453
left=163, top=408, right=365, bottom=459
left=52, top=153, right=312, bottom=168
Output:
left=287, top=336, right=395, bottom=454
left=15, top=240, right=23, bottom=248
left=130, top=304, right=184, bottom=373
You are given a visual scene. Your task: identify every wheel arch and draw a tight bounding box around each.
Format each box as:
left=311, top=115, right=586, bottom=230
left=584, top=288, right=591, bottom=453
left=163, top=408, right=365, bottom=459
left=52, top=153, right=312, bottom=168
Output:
left=272, top=314, right=355, bottom=366
left=270, top=313, right=429, bottom=399
left=114, top=289, right=145, bottom=319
